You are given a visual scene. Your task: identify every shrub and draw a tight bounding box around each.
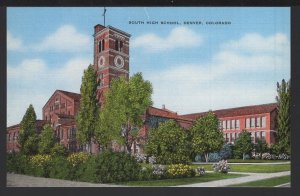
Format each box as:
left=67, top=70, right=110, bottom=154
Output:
left=219, top=143, right=233, bottom=160
left=50, top=143, right=68, bottom=157
left=166, top=164, right=195, bottom=178
left=261, top=153, right=271, bottom=160
left=27, top=154, right=52, bottom=177
left=67, top=152, right=90, bottom=180
left=152, top=164, right=167, bottom=179
left=137, top=167, right=155, bottom=181
left=212, top=160, right=230, bottom=173
left=194, top=154, right=202, bottom=162
left=80, top=151, right=141, bottom=183
left=195, top=167, right=206, bottom=176
left=243, top=154, right=251, bottom=160
left=135, top=153, right=147, bottom=163
left=148, top=155, right=156, bottom=164
left=208, top=152, right=221, bottom=162
left=278, top=153, right=290, bottom=160
left=67, top=152, right=89, bottom=167
left=7, top=152, right=29, bottom=174
left=49, top=156, right=71, bottom=180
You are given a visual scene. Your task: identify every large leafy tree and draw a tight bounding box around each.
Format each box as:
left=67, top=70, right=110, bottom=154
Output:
left=145, top=120, right=190, bottom=164
left=18, top=104, right=39, bottom=155
left=190, top=112, right=224, bottom=163
left=275, top=79, right=291, bottom=155
left=233, top=130, right=253, bottom=160
left=96, top=72, right=152, bottom=153
left=38, top=124, right=57, bottom=154
left=76, top=64, right=99, bottom=153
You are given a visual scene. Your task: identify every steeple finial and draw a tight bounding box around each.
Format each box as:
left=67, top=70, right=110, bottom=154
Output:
left=102, top=7, right=107, bottom=27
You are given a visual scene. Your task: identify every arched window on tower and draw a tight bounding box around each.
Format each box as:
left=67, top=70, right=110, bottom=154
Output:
left=99, top=39, right=105, bottom=53
left=115, top=40, right=119, bottom=51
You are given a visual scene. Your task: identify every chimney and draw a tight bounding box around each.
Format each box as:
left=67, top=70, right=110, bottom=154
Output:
left=162, top=104, right=165, bottom=110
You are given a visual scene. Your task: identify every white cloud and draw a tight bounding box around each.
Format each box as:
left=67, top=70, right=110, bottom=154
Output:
left=131, top=26, right=202, bottom=52
left=7, top=31, right=23, bottom=51
left=33, top=25, right=92, bottom=52
left=7, top=57, right=91, bottom=126
left=145, top=33, right=290, bottom=114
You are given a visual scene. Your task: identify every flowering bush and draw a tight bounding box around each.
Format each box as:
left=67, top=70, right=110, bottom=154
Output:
left=135, top=154, right=147, bottom=163
left=278, top=153, right=290, bottom=160
left=195, top=167, right=206, bottom=176
left=28, top=154, right=52, bottom=177
left=148, top=155, right=156, bottom=164
left=271, top=154, right=278, bottom=160
left=152, top=164, right=166, bottom=177
left=166, top=164, right=195, bottom=178
left=67, top=152, right=89, bottom=167
left=262, top=153, right=271, bottom=160
left=30, top=154, right=52, bottom=167
left=212, top=160, right=230, bottom=173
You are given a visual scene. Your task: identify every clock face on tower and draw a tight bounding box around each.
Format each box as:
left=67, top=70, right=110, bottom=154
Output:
left=98, top=56, right=105, bottom=69
left=114, top=55, right=124, bottom=68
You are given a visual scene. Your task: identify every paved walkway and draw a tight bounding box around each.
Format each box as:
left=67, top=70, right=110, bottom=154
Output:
left=6, top=173, right=125, bottom=187
left=7, top=171, right=290, bottom=187
left=175, top=171, right=290, bottom=187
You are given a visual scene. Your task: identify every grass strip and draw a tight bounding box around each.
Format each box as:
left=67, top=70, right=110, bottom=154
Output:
left=228, top=175, right=290, bottom=187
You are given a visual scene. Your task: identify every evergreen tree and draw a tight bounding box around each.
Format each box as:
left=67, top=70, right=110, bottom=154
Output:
left=234, top=130, right=253, bottom=160
left=18, top=104, right=39, bottom=155
left=190, top=112, right=224, bottom=162
left=38, top=124, right=57, bottom=154
left=275, top=79, right=291, bottom=155
left=76, top=64, right=99, bottom=153
left=97, top=72, right=152, bottom=153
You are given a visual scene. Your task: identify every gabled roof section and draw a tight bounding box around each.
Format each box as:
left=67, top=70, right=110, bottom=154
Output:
left=147, top=106, right=193, bottom=122
left=43, top=90, right=81, bottom=110
left=180, top=103, right=278, bottom=120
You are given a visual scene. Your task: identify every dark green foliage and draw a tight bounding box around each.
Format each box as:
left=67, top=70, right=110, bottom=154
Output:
left=233, top=130, right=253, bottom=160
left=208, top=152, right=221, bottom=162
left=146, top=120, right=190, bottom=164
left=275, top=79, right=291, bottom=155
left=81, top=151, right=141, bottom=183
left=6, top=152, right=29, bottom=174
left=190, top=112, right=224, bottom=162
left=38, top=124, right=56, bottom=154
left=18, top=104, right=38, bottom=155
left=254, top=138, right=268, bottom=159
left=50, top=143, right=69, bottom=156
left=49, top=156, right=71, bottom=180
left=219, top=143, right=233, bottom=160
left=76, top=64, right=99, bottom=153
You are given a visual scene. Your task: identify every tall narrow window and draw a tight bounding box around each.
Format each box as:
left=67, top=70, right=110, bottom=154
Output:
left=231, top=120, right=235, bottom=130
left=251, top=132, right=255, bottom=143
left=226, top=120, right=230, bottom=130
left=115, top=40, right=119, bottom=51
left=219, top=121, right=223, bottom=130
left=246, top=118, right=250, bottom=128
left=99, top=39, right=105, bottom=52
left=236, top=120, right=240, bottom=129
left=256, top=117, right=261, bottom=127
left=251, top=118, right=255, bottom=128
left=102, top=39, right=105, bottom=51
left=120, top=41, right=123, bottom=51
left=261, top=131, right=266, bottom=140
left=223, top=121, right=226, bottom=130
left=262, top=116, right=266, bottom=128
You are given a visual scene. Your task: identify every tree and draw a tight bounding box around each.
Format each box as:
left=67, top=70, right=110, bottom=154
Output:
left=18, top=104, right=39, bottom=155
left=190, top=112, right=224, bottom=162
left=38, top=124, right=57, bottom=154
left=76, top=64, right=100, bottom=153
left=254, top=138, right=268, bottom=159
left=97, top=72, right=152, bottom=153
left=234, top=130, right=253, bottom=160
left=275, top=79, right=291, bottom=155
left=145, top=120, right=190, bottom=164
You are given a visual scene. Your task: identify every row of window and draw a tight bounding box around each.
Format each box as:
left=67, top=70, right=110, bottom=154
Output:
left=50, top=103, right=67, bottom=111
left=219, top=116, right=267, bottom=130
left=246, top=116, right=266, bottom=128
left=224, top=131, right=266, bottom=143
left=56, top=127, right=76, bottom=140
left=7, top=132, right=18, bottom=141
left=98, top=39, right=124, bottom=53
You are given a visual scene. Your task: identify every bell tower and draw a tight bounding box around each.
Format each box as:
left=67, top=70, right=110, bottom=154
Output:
left=93, top=24, right=131, bottom=106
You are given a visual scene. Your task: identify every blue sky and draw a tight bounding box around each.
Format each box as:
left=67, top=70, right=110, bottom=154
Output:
left=7, top=7, right=290, bottom=126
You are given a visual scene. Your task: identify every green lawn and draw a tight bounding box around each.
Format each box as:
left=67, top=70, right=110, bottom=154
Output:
left=191, top=163, right=290, bottom=173
left=228, top=175, right=290, bottom=187
left=227, top=159, right=290, bottom=163
left=117, top=173, right=245, bottom=187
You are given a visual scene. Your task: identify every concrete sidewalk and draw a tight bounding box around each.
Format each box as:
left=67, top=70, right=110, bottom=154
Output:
left=175, top=171, right=290, bottom=187
left=192, top=161, right=290, bottom=165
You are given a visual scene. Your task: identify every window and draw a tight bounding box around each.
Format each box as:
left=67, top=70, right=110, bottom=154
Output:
left=251, top=118, right=255, bottom=128
left=255, top=132, right=260, bottom=142
left=236, top=120, right=240, bottom=129
left=226, top=120, right=230, bottom=130
left=261, top=131, right=266, bottom=140
left=99, top=39, right=105, bottom=52
left=262, top=116, right=266, bottom=128
left=115, top=40, right=123, bottom=52
left=256, top=117, right=261, bottom=127
left=8, top=133, right=11, bottom=141
left=219, top=121, right=223, bottom=130
left=231, top=120, right=235, bottom=130
left=246, top=118, right=250, bottom=128
left=223, top=121, right=226, bottom=130
left=225, top=133, right=229, bottom=143
left=251, top=132, right=255, bottom=143
left=232, top=133, right=236, bottom=142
